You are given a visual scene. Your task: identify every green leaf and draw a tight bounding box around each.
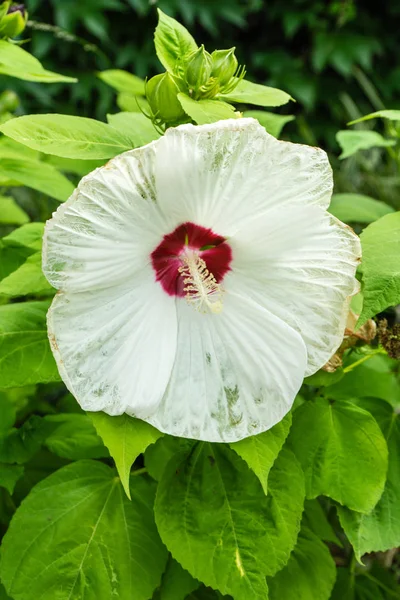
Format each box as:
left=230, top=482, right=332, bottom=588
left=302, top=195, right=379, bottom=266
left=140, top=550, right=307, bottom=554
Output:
left=154, top=9, right=198, bottom=72
left=177, top=94, right=236, bottom=124
left=117, top=93, right=149, bottom=113
left=145, top=435, right=195, bottom=482
left=0, top=416, right=54, bottom=464
left=155, top=444, right=304, bottom=599
left=328, top=354, right=400, bottom=405
left=219, top=79, right=292, bottom=107
left=107, top=112, right=160, bottom=146
left=0, top=461, right=168, bottom=600
left=289, top=398, right=388, bottom=513
left=358, top=212, right=400, bottom=324
left=0, top=300, right=60, bottom=388
left=303, top=499, right=342, bottom=546
left=0, top=252, right=53, bottom=298
left=0, top=582, right=11, bottom=600
left=90, top=412, right=162, bottom=499
left=336, top=130, right=396, bottom=159
left=348, top=110, right=400, bottom=125
left=0, top=196, right=29, bottom=225
left=0, top=115, right=135, bottom=160
left=337, top=400, right=400, bottom=561
left=243, top=110, right=295, bottom=138
left=157, top=557, right=200, bottom=600
left=0, top=157, right=75, bottom=202
left=98, top=69, right=145, bottom=95
left=328, top=193, right=394, bottom=224
left=230, top=412, right=291, bottom=494
left=0, top=394, right=16, bottom=435
left=43, top=156, right=105, bottom=176
left=43, top=414, right=109, bottom=460
left=2, top=223, right=44, bottom=252
left=0, top=40, right=77, bottom=83
left=0, top=223, right=44, bottom=282
left=0, top=464, right=24, bottom=494
left=267, top=526, right=336, bottom=600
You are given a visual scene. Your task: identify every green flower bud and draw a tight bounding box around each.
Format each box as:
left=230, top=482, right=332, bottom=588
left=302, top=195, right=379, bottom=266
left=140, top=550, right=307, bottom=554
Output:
left=211, top=48, right=238, bottom=86
left=185, top=45, right=213, bottom=91
left=0, top=2, right=28, bottom=39
left=0, top=90, right=19, bottom=113
left=146, top=72, right=186, bottom=126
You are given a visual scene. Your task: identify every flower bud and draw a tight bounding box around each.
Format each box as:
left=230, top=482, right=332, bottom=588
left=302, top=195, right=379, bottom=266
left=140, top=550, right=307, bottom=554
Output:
left=0, top=2, right=28, bottom=39
left=211, top=48, right=238, bottom=86
left=0, top=90, right=19, bottom=113
left=146, top=72, right=186, bottom=126
left=185, top=45, right=213, bottom=91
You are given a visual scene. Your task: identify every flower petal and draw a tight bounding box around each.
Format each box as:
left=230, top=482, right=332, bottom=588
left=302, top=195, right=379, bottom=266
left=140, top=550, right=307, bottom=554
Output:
left=154, top=118, right=332, bottom=236
left=229, top=203, right=361, bottom=375
left=147, top=291, right=307, bottom=442
left=47, top=267, right=177, bottom=416
left=43, top=143, right=167, bottom=292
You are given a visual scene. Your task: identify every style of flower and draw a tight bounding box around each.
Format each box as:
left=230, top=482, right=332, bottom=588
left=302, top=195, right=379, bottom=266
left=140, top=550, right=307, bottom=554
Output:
left=43, top=118, right=361, bottom=442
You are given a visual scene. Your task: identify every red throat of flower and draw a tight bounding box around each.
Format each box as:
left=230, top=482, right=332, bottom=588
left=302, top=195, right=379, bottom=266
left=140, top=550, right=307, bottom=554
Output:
left=151, top=222, right=232, bottom=312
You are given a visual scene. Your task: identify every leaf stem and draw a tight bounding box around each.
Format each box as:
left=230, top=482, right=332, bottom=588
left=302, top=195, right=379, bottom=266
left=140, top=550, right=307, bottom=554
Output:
left=131, top=467, right=147, bottom=477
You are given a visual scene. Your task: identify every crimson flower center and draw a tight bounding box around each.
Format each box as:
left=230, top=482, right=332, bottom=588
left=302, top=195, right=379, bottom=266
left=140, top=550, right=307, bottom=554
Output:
left=150, top=222, right=232, bottom=310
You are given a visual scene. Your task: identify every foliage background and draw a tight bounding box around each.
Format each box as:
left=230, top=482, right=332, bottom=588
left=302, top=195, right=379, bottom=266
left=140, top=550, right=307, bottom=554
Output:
left=5, top=0, right=398, bottom=209
left=1, top=2, right=400, bottom=599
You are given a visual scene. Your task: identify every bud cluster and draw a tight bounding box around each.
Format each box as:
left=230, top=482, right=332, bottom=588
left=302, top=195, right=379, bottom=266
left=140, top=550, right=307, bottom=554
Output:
left=145, top=45, right=245, bottom=130
left=0, top=1, right=27, bottom=39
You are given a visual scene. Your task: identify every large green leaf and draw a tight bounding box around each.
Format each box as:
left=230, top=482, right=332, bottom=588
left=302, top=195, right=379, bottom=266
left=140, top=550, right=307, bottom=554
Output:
left=219, top=79, right=292, bottom=107
left=2, top=223, right=44, bottom=252
left=336, top=130, right=395, bottom=159
left=243, top=110, right=295, bottom=138
left=337, top=399, right=400, bottom=561
left=0, top=157, right=75, bottom=202
left=0, top=300, right=60, bottom=387
left=358, top=212, right=400, bottom=324
left=155, top=444, right=304, bottom=600
left=0, top=196, right=29, bottom=225
left=157, top=557, right=200, bottom=600
left=98, top=69, right=145, bottom=95
left=0, top=115, right=135, bottom=159
left=145, top=435, right=195, bottom=482
left=289, top=398, right=388, bottom=513
left=44, top=414, right=109, bottom=460
left=0, top=461, right=168, bottom=600
left=154, top=9, right=197, bottom=73
left=177, top=94, right=236, bottom=124
left=230, top=413, right=291, bottom=494
left=267, top=526, right=336, bottom=600
left=91, top=412, right=162, bottom=499
left=349, top=109, right=400, bottom=125
left=0, top=40, right=76, bottom=83
left=328, top=193, right=394, bottom=224
left=107, top=112, right=160, bottom=146
left=0, top=252, right=53, bottom=298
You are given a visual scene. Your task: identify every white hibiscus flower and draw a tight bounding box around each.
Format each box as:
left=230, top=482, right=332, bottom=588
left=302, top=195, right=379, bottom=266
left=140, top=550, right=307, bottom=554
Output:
left=43, top=118, right=361, bottom=442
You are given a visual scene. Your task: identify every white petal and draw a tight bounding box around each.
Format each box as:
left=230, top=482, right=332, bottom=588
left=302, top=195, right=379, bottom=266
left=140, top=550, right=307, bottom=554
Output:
left=47, top=267, right=177, bottom=416
left=43, top=143, right=167, bottom=293
left=147, top=291, right=307, bottom=442
left=154, top=118, right=332, bottom=236
left=229, top=203, right=361, bottom=375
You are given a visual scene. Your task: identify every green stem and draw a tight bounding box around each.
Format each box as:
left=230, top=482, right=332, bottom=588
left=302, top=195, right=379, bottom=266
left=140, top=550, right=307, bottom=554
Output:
left=362, top=572, right=399, bottom=598
left=343, top=349, right=386, bottom=373
left=131, top=467, right=147, bottom=477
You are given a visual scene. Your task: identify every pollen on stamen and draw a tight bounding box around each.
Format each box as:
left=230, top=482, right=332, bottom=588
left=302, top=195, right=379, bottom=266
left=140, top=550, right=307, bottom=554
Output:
left=178, top=252, right=224, bottom=314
